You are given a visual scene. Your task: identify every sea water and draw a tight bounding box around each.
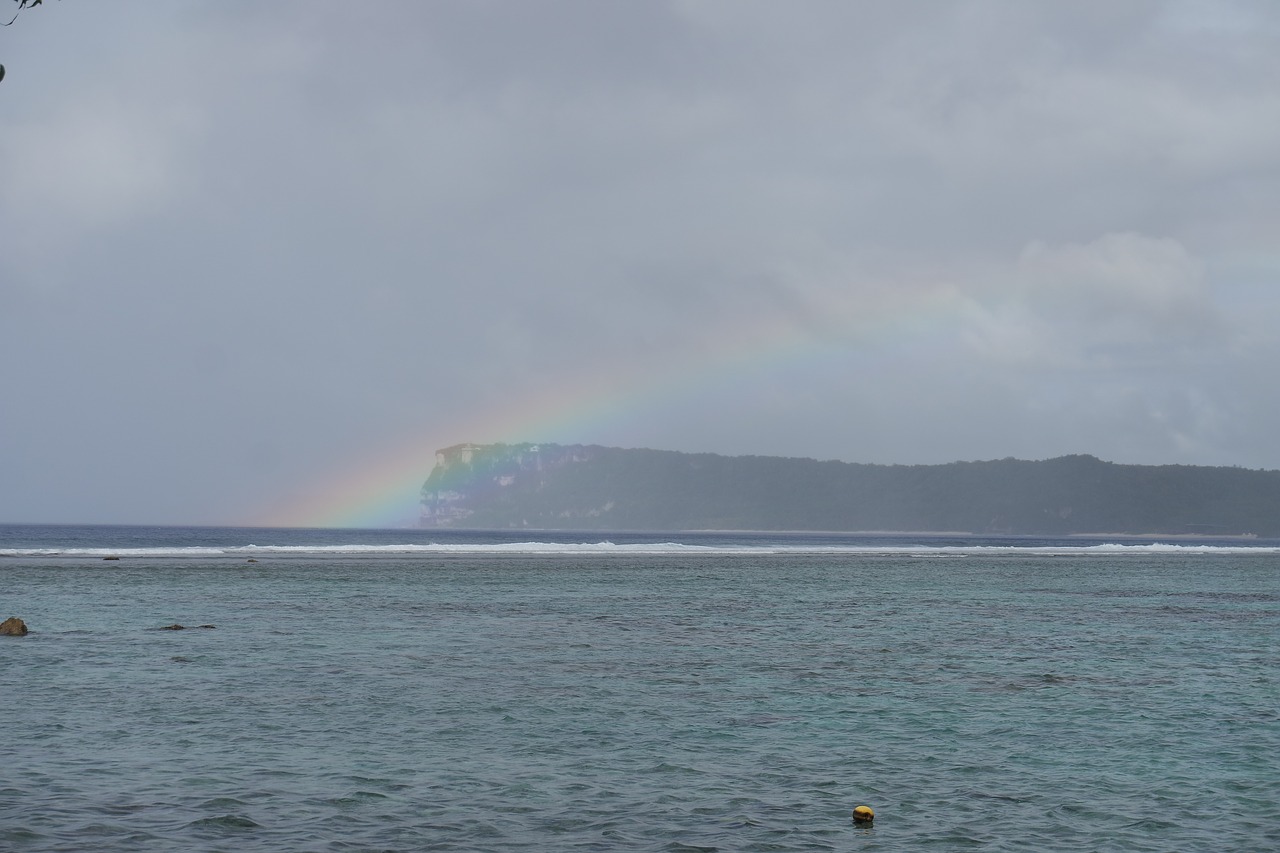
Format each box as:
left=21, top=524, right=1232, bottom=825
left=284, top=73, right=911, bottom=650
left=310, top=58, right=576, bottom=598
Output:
left=1, top=525, right=1277, bottom=852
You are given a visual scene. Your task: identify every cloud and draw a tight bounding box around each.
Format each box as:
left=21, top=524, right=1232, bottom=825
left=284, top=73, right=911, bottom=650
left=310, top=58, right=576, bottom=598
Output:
left=1, top=0, right=1278, bottom=523
left=960, top=232, right=1224, bottom=369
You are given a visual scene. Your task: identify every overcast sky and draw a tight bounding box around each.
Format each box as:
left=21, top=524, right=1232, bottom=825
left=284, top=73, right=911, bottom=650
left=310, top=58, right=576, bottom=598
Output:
left=2, top=0, right=1278, bottom=526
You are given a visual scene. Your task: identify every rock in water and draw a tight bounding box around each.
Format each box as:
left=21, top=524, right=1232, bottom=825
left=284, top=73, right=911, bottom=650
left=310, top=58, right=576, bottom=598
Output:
left=0, top=617, right=29, bottom=636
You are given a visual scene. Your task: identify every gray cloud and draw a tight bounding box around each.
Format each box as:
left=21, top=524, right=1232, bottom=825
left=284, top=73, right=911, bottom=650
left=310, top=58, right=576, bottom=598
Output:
left=2, top=0, right=1278, bottom=524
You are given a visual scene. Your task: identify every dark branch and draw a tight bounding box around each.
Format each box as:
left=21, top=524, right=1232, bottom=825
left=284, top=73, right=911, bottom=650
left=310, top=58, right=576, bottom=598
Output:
left=6, top=0, right=48, bottom=27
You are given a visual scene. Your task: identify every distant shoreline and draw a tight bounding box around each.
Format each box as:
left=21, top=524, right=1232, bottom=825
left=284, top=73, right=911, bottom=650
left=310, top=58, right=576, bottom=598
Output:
left=453, top=527, right=1267, bottom=541
left=421, top=444, right=1280, bottom=536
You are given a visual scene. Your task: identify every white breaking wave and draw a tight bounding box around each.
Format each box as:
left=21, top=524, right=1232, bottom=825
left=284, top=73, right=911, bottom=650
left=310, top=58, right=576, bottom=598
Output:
left=3, top=542, right=1279, bottom=558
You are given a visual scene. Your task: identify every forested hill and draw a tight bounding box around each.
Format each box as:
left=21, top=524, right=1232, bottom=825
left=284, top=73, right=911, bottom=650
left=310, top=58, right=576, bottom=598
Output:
left=419, top=443, right=1280, bottom=535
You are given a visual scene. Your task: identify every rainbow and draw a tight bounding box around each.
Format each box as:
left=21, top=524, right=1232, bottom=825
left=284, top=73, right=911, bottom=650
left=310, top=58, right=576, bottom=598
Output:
left=253, top=282, right=975, bottom=528
left=253, top=241, right=1269, bottom=527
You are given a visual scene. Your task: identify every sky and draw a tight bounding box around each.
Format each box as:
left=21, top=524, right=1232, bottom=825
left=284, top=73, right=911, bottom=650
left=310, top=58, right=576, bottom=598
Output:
left=2, top=0, right=1279, bottom=527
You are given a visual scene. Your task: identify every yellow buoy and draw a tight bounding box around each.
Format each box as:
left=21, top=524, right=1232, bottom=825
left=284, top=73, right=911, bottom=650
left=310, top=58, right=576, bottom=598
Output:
left=852, top=805, right=875, bottom=823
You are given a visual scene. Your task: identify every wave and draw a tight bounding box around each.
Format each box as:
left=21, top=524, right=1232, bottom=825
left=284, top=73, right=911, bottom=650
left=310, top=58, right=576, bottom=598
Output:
left=4, top=541, right=1280, bottom=558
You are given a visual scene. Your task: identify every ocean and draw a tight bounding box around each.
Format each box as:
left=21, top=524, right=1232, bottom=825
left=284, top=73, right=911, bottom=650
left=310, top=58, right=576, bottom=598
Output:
left=2, top=524, right=1277, bottom=852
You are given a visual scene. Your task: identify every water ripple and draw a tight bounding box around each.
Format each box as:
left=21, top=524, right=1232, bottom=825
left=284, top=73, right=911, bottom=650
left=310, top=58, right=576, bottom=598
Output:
left=3, top=551, right=1277, bottom=851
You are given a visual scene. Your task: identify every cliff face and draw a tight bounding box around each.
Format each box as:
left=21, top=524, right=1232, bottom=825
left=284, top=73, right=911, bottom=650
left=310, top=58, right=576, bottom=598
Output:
left=421, top=443, right=609, bottom=527
left=420, top=443, right=1280, bottom=535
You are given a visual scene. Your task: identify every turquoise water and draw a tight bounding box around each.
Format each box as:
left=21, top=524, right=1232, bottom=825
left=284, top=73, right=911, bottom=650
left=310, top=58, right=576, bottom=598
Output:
left=2, top=527, right=1278, bottom=851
